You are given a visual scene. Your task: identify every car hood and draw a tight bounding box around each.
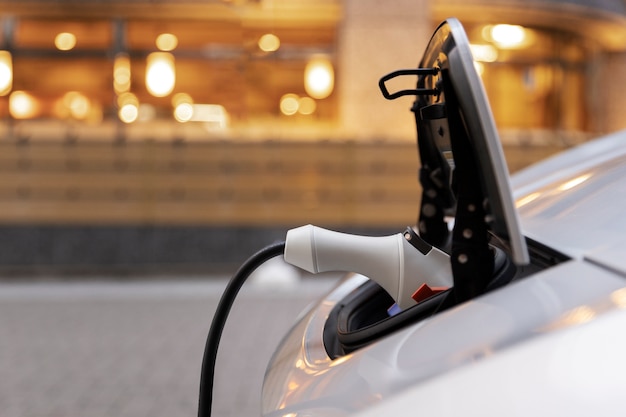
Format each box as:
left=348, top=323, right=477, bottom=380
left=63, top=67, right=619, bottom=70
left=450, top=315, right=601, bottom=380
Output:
left=511, top=129, right=626, bottom=274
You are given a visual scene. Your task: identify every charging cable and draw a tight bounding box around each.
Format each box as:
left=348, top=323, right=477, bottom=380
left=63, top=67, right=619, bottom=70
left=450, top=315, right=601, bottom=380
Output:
left=198, top=241, right=285, bottom=417
left=198, top=225, right=452, bottom=416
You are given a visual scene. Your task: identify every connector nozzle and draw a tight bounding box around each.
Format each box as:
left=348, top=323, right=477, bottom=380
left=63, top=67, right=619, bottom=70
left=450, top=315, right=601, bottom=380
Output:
left=284, top=225, right=452, bottom=309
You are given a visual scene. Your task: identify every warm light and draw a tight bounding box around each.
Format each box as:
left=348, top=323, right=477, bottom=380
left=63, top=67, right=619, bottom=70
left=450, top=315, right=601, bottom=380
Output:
left=172, top=101, right=230, bottom=127
left=562, top=306, right=596, bottom=325
left=328, top=353, right=354, bottom=367
left=146, top=52, right=176, bottom=97
left=611, top=288, right=626, bottom=309
left=174, top=102, right=194, bottom=123
left=117, top=93, right=139, bottom=123
left=488, top=24, right=527, bottom=49
left=63, top=91, right=90, bottom=120
left=189, top=104, right=229, bottom=128
left=0, top=51, right=12, bottom=96
left=55, top=32, right=77, bottom=51
left=9, top=91, right=38, bottom=119
left=470, top=44, right=498, bottom=62
left=516, top=192, right=540, bottom=208
left=558, top=174, right=591, bottom=191
left=119, top=103, right=138, bottom=123
left=172, top=92, right=193, bottom=107
left=86, top=102, right=103, bottom=124
left=258, top=33, right=280, bottom=52
left=117, top=92, right=139, bottom=108
left=304, top=56, right=334, bottom=99
left=545, top=305, right=597, bottom=332
left=280, top=93, right=300, bottom=116
left=298, top=96, right=316, bottom=115
left=473, top=61, right=485, bottom=76
left=138, top=104, right=156, bottom=122
left=156, top=33, right=178, bottom=52
left=114, top=53, right=131, bottom=93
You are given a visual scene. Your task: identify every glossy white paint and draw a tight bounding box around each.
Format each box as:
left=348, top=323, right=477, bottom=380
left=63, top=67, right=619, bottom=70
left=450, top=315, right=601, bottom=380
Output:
left=260, top=128, right=626, bottom=416
left=511, top=130, right=626, bottom=198
left=262, top=260, right=626, bottom=416
left=351, top=306, right=626, bottom=417
left=513, top=129, right=626, bottom=272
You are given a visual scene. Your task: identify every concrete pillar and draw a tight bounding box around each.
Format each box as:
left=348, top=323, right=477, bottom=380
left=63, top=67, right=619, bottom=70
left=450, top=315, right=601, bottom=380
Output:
left=337, top=0, right=433, bottom=141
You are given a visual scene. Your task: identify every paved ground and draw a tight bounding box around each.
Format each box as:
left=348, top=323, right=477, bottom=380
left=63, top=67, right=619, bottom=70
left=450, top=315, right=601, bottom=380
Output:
left=0, top=259, right=338, bottom=417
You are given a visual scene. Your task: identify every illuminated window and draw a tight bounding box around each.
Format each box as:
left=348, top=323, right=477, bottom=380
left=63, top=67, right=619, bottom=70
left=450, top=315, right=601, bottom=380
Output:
left=2, top=10, right=339, bottom=138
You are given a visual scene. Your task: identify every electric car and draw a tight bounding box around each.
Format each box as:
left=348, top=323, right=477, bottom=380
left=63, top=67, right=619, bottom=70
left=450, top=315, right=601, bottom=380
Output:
left=199, top=18, right=626, bottom=417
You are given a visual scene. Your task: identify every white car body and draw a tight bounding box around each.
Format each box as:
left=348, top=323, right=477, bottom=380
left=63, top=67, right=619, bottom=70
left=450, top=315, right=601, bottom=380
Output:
left=259, top=19, right=626, bottom=417
left=261, top=130, right=626, bottom=416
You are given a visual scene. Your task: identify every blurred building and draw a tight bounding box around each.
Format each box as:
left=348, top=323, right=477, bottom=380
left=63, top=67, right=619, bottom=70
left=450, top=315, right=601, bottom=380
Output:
left=0, top=0, right=625, bottom=271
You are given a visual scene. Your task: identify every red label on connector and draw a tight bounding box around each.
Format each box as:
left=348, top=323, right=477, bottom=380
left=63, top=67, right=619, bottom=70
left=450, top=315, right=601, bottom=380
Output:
left=411, top=283, right=448, bottom=303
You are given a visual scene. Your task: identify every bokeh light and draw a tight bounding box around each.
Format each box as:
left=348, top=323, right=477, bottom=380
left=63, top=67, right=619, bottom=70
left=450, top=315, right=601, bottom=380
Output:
left=63, top=91, right=91, bottom=120
left=174, top=102, right=194, bottom=123
left=156, top=33, right=178, bottom=52
left=0, top=51, right=12, bottom=96
left=9, top=91, right=38, bottom=119
left=114, top=53, right=131, bottom=93
left=172, top=92, right=193, bottom=108
left=146, top=52, right=176, bottom=97
left=280, top=94, right=300, bottom=116
left=304, top=56, right=334, bottom=99
left=298, top=96, right=316, bottom=115
left=119, top=103, right=139, bottom=123
left=486, top=24, right=528, bottom=49
left=55, top=32, right=77, bottom=51
left=258, top=33, right=280, bottom=52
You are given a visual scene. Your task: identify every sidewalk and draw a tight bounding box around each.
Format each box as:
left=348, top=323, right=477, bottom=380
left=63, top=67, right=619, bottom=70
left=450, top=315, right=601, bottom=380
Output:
left=0, top=262, right=337, bottom=417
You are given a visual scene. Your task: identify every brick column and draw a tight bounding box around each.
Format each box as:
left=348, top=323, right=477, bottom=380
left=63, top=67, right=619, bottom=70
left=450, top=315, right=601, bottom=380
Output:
left=337, top=0, right=433, bottom=141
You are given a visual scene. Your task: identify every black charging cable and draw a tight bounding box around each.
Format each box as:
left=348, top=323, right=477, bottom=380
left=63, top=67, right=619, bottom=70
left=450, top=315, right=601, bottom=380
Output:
left=198, top=240, right=286, bottom=417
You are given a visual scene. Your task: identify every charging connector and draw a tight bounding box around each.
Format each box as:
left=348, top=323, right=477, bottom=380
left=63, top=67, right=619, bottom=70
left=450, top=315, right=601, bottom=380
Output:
left=284, top=225, right=452, bottom=309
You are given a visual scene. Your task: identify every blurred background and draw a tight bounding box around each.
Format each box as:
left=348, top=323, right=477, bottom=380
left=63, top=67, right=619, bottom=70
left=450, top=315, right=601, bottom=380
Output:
left=2, top=2, right=626, bottom=417
left=0, top=0, right=626, bottom=273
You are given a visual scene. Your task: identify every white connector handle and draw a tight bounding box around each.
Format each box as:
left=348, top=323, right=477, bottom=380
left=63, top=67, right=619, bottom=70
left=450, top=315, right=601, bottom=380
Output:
left=284, top=225, right=452, bottom=309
